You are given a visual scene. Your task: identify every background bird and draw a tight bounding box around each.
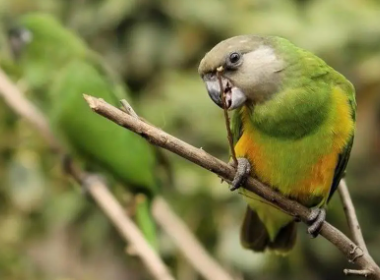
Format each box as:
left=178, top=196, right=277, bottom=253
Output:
left=7, top=13, right=163, bottom=247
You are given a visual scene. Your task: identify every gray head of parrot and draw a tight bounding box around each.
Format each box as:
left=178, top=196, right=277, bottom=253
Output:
left=198, top=35, right=285, bottom=110
left=7, top=26, right=32, bottom=58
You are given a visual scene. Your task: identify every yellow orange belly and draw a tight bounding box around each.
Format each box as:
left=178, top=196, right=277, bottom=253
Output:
left=235, top=86, right=353, bottom=206
left=234, top=86, right=354, bottom=240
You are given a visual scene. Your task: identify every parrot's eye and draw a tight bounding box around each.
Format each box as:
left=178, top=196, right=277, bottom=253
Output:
left=7, top=27, right=33, bottom=57
left=226, top=52, right=242, bottom=69
left=8, top=27, right=33, bottom=44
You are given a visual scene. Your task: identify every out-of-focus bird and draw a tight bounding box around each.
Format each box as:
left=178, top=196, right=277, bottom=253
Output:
left=7, top=13, right=161, bottom=248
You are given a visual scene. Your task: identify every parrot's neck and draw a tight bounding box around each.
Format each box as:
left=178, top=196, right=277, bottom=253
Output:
left=243, top=83, right=331, bottom=139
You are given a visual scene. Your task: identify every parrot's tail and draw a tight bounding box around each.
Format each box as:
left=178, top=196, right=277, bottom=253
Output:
left=240, top=206, right=296, bottom=253
left=134, top=194, right=158, bottom=250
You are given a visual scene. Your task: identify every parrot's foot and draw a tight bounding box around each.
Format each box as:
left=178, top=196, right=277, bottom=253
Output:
left=230, top=158, right=251, bottom=191
left=81, top=174, right=107, bottom=195
left=307, top=208, right=326, bottom=238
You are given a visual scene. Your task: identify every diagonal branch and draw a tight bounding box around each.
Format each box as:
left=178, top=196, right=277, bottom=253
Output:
left=0, top=68, right=235, bottom=280
left=152, top=197, right=236, bottom=280
left=120, top=94, right=236, bottom=280
left=84, top=94, right=380, bottom=280
left=0, top=70, right=60, bottom=151
left=0, top=68, right=175, bottom=280
left=217, top=70, right=237, bottom=166
left=338, top=179, right=368, bottom=255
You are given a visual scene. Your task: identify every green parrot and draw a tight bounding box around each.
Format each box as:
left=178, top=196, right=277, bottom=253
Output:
left=6, top=13, right=160, bottom=247
left=198, top=35, right=356, bottom=253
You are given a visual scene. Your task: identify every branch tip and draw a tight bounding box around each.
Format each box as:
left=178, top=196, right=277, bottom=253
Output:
left=344, top=269, right=372, bottom=277
left=83, top=93, right=99, bottom=110
left=120, top=99, right=139, bottom=119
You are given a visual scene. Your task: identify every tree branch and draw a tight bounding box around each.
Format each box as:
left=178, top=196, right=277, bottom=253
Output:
left=0, top=68, right=235, bottom=280
left=344, top=269, right=372, bottom=277
left=0, top=69, right=60, bottom=151
left=0, top=68, right=174, bottom=280
left=339, top=179, right=369, bottom=254
left=84, top=94, right=380, bottom=280
left=217, top=70, right=237, bottom=166
left=152, top=197, right=236, bottom=280
left=120, top=93, right=236, bottom=280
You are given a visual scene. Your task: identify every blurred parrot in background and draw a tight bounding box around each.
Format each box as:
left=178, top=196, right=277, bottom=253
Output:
left=198, top=35, right=356, bottom=253
left=6, top=13, right=160, bottom=248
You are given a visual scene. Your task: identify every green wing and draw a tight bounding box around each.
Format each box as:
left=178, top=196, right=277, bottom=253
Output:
left=327, top=86, right=356, bottom=202
left=327, top=136, right=354, bottom=202
left=88, top=51, right=129, bottom=101
left=49, top=59, right=159, bottom=248
left=48, top=59, right=158, bottom=195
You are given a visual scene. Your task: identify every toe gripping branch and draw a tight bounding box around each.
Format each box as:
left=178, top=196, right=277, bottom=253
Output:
left=229, top=157, right=326, bottom=239
left=307, top=207, right=327, bottom=238
left=230, top=158, right=251, bottom=191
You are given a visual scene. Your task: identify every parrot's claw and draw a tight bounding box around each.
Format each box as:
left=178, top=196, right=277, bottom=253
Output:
left=307, top=208, right=326, bottom=238
left=230, top=158, right=251, bottom=191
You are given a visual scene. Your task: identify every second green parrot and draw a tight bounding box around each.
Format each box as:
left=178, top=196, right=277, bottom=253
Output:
left=7, top=13, right=160, bottom=247
left=198, top=35, right=356, bottom=253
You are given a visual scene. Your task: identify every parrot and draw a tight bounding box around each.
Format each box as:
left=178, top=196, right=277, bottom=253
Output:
left=6, top=13, right=160, bottom=248
left=198, top=35, right=356, bottom=253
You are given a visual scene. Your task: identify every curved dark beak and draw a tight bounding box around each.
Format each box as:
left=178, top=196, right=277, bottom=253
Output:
left=202, top=73, right=223, bottom=108
left=202, top=73, right=247, bottom=110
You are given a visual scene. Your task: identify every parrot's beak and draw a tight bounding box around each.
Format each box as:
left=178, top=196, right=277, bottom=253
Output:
left=202, top=73, right=247, bottom=110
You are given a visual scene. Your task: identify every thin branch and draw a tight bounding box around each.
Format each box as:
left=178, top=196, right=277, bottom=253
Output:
left=344, top=269, right=371, bottom=277
left=84, top=94, right=380, bottom=280
left=152, top=198, right=235, bottom=280
left=90, top=182, right=174, bottom=280
left=0, top=69, right=235, bottom=280
left=0, top=69, right=60, bottom=151
left=120, top=97, right=236, bottom=280
left=121, top=99, right=139, bottom=119
left=0, top=68, right=175, bottom=280
left=339, top=179, right=368, bottom=254
left=217, top=70, right=237, bottom=166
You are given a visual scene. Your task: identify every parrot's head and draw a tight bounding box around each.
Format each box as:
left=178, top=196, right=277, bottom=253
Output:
left=198, top=35, right=285, bottom=110
left=6, top=13, right=86, bottom=90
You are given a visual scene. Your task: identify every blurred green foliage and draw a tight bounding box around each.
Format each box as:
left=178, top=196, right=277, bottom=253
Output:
left=0, top=0, right=380, bottom=280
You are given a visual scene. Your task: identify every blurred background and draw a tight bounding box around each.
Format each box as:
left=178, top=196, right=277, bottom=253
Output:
left=0, top=0, right=380, bottom=279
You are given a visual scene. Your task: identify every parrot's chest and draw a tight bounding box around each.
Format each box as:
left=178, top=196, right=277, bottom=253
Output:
left=234, top=129, right=338, bottom=206
left=234, top=97, right=353, bottom=206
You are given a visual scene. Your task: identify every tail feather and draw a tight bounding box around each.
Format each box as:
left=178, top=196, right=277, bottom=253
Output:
left=135, top=194, right=157, bottom=249
left=240, top=206, right=269, bottom=252
left=240, top=206, right=296, bottom=253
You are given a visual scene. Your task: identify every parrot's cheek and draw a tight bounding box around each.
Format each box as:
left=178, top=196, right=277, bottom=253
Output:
left=225, top=87, right=247, bottom=110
